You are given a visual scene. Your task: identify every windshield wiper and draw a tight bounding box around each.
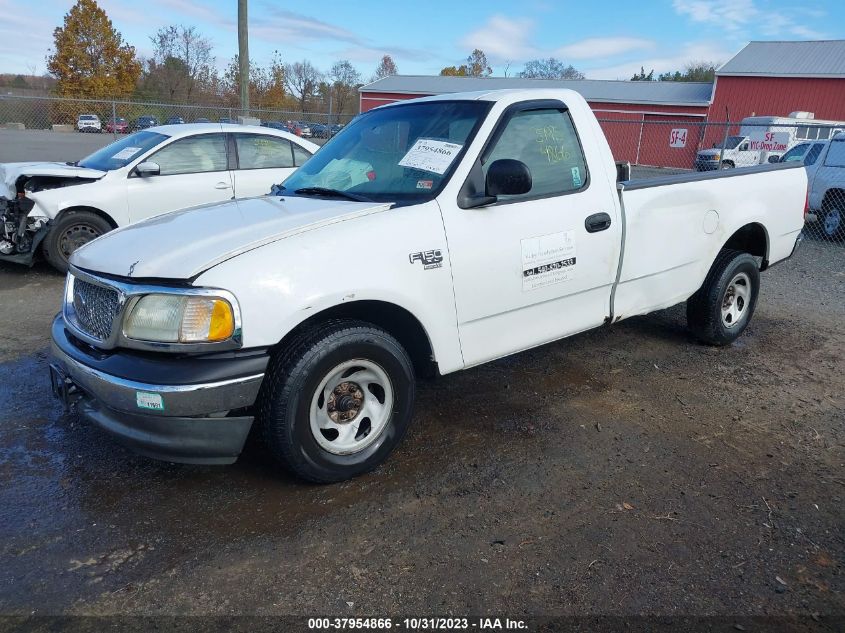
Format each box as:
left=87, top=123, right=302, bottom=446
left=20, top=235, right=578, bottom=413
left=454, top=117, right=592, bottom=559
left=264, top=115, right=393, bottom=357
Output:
left=294, top=187, right=372, bottom=202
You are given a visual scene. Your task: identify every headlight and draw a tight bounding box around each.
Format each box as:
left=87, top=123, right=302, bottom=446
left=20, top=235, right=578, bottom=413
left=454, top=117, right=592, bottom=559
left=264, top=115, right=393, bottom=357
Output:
left=123, top=294, right=236, bottom=344
left=713, top=152, right=721, bottom=160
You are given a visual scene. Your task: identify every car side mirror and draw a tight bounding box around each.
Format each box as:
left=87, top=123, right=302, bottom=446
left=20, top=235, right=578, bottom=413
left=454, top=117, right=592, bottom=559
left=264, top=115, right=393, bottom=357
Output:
left=486, top=159, right=532, bottom=197
left=134, top=161, right=160, bottom=177
left=768, top=155, right=781, bottom=164
left=615, top=161, right=631, bottom=182
left=740, top=143, right=749, bottom=151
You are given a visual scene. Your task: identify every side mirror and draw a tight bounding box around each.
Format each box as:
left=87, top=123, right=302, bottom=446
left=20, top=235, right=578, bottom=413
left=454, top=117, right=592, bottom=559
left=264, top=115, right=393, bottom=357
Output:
left=134, top=161, right=160, bottom=177
left=615, top=161, right=631, bottom=182
left=768, top=155, right=781, bottom=164
left=486, top=159, right=532, bottom=197
left=739, top=143, right=749, bottom=151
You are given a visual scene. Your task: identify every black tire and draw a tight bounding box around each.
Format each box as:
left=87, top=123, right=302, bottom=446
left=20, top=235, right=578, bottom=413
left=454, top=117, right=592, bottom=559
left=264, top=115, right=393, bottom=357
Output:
left=258, top=320, right=416, bottom=483
left=819, top=201, right=844, bottom=241
left=720, top=161, right=734, bottom=170
left=686, top=249, right=760, bottom=346
left=43, top=210, right=112, bottom=273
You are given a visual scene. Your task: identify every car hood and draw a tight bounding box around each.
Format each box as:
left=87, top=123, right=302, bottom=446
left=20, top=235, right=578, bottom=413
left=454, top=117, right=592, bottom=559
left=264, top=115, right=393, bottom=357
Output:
left=697, top=149, right=722, bottom=157
left=0, top=162, right=107, bottom=197
left=70, top=195, right=393, bottom=280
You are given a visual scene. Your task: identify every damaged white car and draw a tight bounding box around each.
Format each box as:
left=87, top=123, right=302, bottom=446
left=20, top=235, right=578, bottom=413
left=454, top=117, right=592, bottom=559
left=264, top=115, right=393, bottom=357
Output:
left=0, top=123, right=318, bottom=272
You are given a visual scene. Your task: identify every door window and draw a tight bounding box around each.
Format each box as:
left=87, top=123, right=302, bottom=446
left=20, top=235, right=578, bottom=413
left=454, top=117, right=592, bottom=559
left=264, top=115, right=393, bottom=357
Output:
left=824, top=140, right=845, bottom=167
left=149, top=134, right=228, bottom=175
left=482, top=108, right=588, bottom=202
left=235, top=134, right=294, bottom=169
left=292, top=144, right=312, bottom=167
left=805, top=144, right=824, bottom=166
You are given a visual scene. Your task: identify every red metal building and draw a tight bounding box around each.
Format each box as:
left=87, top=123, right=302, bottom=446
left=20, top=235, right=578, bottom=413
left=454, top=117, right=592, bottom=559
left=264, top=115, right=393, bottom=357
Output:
left=358, top=40, right=845, bottom=168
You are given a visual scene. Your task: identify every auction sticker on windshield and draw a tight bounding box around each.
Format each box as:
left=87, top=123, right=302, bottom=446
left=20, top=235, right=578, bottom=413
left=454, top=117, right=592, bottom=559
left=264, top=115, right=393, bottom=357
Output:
left=112, top=147, right=142, bottom=161
left=521, top=230, right=577, bottom=291
left=398, top=138, right=463, bottom=175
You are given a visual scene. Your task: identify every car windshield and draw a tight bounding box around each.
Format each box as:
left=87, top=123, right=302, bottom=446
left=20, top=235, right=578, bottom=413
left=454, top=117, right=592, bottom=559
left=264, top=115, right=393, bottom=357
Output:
left=78, top=130, right=168, bottom=171
left=282, top=100, right=490, bottom=202
left=780, top=144, right=810, bottom=162
left=718, top=136, right=745, bottom=149
left=80, top=115, right=96, bottom=120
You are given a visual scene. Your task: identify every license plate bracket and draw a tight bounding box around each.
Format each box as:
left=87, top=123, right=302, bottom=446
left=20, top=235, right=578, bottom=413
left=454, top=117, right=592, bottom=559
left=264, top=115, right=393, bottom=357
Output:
left=49, top=363, right=81, bottom=411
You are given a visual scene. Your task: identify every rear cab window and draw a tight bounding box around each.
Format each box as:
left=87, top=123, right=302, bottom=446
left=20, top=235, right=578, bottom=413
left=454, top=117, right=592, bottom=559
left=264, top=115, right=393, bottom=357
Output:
left=824, top=140, right=845, bottom=168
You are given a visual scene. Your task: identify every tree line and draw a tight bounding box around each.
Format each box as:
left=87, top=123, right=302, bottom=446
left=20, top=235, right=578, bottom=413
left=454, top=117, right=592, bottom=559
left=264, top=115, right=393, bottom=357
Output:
left=39, top=0, right=721, bottom=117
left=44, top=0, right=399, bottom=115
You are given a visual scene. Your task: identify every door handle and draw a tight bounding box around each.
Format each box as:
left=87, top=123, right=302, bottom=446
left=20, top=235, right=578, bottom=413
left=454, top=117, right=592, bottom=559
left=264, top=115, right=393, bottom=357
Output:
left=215, top=182, right=231, bottom=190
left=585, top=212, right=612, bottom=233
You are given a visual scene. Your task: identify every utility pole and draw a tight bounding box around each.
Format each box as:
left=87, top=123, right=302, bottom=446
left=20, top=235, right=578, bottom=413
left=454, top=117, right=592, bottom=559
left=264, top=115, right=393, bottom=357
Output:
left=238, top=0, right=249, bottom=116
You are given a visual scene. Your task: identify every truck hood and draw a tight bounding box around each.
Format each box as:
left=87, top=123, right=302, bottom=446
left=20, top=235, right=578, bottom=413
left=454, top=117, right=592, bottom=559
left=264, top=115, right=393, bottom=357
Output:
left=0, top=162, right=107, bottom=197
left=697, top=149, right=722, bottom=158
left=70, top=195, right=393, bottom=280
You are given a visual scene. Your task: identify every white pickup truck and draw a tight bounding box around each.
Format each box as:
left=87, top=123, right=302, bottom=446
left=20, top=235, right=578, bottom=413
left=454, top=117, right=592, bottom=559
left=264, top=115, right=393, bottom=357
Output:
left=50, top=89, right=807, bottom=482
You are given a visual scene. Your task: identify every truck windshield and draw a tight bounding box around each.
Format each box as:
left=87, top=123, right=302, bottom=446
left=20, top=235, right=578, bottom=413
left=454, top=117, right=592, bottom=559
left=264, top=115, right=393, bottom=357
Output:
left=281, top=100, right=491, bottom=202
left=717, top=136, right=745, bottom=150
left=78, top=131, right=169, bottom=171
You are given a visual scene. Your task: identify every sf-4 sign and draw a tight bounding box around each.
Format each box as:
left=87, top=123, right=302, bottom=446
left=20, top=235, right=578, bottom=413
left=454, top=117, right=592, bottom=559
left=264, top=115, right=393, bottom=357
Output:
left=670, top=129, right=688, bottom=148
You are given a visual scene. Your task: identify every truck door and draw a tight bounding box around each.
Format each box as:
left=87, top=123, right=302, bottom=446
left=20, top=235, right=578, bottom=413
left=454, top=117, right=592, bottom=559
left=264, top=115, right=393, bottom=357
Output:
left=737, top=139, right=760, bottom=166
left=440, top=102, right=622, bottom=366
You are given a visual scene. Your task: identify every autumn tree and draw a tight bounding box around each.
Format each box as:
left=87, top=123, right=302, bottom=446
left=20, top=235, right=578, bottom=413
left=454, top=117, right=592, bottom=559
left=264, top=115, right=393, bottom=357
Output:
left=372, top=55, right=398, bottom=81
left=284, top=60, right=322, bottom=112
left=440, top=49, right=492, bottom=77
left=144, top=25, right=214, bottom=102
left=223, top=53, right=290, bottom=111
left=46, top=0, right=140, bottom=98
left=519, top=58, right=584, bottom=80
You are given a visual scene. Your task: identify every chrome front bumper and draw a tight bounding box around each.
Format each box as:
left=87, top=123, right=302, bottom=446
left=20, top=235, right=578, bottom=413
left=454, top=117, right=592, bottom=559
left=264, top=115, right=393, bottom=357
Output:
left=50, top=316, right=267, bottom=464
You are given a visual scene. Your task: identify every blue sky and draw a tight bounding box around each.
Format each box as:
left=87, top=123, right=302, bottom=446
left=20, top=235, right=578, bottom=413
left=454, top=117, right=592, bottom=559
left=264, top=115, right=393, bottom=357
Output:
left=1, top=0, right=843, bottom=81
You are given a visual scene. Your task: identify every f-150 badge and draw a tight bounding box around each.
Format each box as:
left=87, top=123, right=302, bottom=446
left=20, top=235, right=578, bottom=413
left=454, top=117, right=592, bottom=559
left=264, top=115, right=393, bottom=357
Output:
left=409, top=249, right=443, bottom=270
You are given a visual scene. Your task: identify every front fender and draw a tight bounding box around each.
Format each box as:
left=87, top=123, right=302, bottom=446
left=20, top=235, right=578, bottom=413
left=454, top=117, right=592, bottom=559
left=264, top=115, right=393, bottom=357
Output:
left=194, top=201, right=465, bottom=374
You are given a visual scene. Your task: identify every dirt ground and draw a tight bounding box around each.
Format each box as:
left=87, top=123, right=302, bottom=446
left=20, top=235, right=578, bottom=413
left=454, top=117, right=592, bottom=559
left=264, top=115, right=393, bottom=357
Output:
left=0, top=241, right=842, bottom=627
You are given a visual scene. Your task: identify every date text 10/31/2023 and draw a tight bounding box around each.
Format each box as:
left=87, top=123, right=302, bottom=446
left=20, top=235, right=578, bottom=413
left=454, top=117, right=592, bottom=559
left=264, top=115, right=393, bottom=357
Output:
left=307, top=617, right=529, bottom=630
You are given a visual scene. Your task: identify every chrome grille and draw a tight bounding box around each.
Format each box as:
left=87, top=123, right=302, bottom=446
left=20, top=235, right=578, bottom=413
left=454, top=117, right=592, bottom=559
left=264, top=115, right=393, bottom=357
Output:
left=72, top=279, right=120, bottom=341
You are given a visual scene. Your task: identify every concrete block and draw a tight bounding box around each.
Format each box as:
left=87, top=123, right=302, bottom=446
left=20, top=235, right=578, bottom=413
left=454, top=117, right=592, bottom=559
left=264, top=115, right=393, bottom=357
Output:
left=51, top=124, right=75, bottom=133
left=237, top=116, right=261, bottom=126
left=4, top=122, right=25, bottom=130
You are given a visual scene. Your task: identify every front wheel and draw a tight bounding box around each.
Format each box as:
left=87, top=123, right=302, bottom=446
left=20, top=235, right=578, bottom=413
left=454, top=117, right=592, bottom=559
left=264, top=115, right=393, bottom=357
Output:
left=43, top=210, right=112, bottom=273
left=687, top=250, right=760, bottom=346
left=720, top=161, right=734, bottom=170
left=258, top=320, right=416, bottom=483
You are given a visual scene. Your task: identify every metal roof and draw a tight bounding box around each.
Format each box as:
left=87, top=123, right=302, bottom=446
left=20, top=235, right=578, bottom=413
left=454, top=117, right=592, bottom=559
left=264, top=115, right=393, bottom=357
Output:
left=359, top=76, right=714, bottom=106
left=717, top=40, right=845, bottom=78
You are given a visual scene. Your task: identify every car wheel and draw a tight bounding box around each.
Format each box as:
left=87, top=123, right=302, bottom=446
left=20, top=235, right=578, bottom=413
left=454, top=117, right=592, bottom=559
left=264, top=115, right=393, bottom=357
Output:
left=820, top=204, right=844, bottom=241
left=43, top=210, right=112, bottom=274
left=686, top=249, right=760, bottom=346
left=720, top=161, right=734, bottom=170
left=258, top=320, right=415, bottom=483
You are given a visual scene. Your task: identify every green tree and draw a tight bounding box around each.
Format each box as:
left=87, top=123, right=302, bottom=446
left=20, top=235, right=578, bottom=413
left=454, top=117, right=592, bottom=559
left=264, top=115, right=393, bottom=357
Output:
left=11, top=75, right=29, bottom=89
left=630, top=66, right=654, bottom=81
left=658, top=61, right=718, bottom=82
left=144, top=25, right=215, bottom=102
left=46, top=0, right=140, bottom=98
left=519, top=58, right=584, bottom=80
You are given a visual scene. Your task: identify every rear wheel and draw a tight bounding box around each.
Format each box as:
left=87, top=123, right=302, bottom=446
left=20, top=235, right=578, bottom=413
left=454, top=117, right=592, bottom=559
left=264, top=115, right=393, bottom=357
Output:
left=258, top=320, right=415, bottom=483
left=819, top=203, right=844, bottom=241
left=43, top=210, right=112, bottom=273
left=687, top=250, right=760, bottom=346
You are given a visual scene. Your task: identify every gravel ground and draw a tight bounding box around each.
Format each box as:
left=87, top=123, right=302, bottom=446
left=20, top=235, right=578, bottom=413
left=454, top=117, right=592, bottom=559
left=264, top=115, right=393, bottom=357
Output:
left=0, top=241, right=842, bottom=627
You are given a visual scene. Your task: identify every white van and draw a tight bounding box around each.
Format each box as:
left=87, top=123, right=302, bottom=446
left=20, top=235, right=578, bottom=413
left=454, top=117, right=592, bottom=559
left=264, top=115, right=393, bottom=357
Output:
left=695, top=112, right=845, bottom=170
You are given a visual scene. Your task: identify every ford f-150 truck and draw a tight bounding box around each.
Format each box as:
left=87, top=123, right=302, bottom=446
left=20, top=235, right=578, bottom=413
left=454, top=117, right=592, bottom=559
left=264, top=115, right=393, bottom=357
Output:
left=49, top=89, right=807, bottom=482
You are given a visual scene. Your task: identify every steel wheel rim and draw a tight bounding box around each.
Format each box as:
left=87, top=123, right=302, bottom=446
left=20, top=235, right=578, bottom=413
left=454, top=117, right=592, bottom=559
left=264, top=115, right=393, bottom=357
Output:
left=721, top=272, right=751, bottom=329
left=309, top=359, right=394, bottom=455
left=824, top=208, right=841, bottom=236
left=59, top=223, right=102, bottom=258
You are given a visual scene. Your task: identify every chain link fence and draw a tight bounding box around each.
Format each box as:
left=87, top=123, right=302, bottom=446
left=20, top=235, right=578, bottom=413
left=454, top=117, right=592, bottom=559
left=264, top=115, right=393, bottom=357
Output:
left=596, top=116, right=845, bottom=245
left=0, top=94, right=357, bottom=141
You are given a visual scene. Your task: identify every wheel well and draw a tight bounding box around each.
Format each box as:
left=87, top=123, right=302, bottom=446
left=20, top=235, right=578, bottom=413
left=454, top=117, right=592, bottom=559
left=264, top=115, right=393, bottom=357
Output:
left=274, top=301, right=438, bottom=378
left=56, top=206, right=118, bottom=230
left=822, top=189, right=845, bottom=210
left=723, top=222, right=769, bottom=269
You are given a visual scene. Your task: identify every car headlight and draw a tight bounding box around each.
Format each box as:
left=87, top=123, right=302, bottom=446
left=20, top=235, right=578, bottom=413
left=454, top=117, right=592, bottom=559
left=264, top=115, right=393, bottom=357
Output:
left=123, top=294, right=236, bottom=344
left=713, top=152, right=721, bottom=160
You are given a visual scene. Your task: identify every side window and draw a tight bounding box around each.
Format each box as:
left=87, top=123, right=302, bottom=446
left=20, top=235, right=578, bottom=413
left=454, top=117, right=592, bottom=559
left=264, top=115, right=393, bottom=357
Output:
left=235, top=133, right=294, bottom=169
left=824, top=141, right=845, bottom=168
left=483, top=108, right=587, bottom=201
left=149, top=134, right=228, bottom=175
left=805, top=144, right=823, bottom=166
left=292, top=144, right=312, bottom=167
